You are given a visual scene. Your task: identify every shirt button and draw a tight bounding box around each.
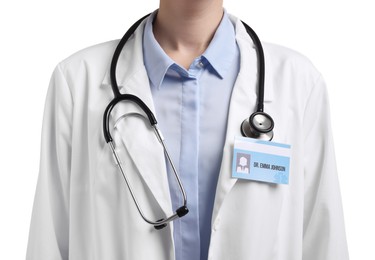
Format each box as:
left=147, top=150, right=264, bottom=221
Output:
left=198, top=61, right=204, bottom=68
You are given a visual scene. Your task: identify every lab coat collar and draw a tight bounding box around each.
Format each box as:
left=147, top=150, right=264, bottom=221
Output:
left=229, top=14, right=274, bottom=102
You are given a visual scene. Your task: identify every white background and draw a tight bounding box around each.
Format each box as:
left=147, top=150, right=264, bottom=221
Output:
left=0, top=0, right=374, bottom=259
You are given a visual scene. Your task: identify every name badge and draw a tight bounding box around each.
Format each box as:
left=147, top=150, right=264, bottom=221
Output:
left=232, top=136, right=291, bottom=184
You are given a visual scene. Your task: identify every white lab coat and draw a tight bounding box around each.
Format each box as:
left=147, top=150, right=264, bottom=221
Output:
left=27, top=14, right=349, bottom=260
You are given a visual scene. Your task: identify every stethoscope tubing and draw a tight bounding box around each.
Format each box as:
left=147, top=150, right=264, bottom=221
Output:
left=103, top=94, right=157, bottom=143
left=110, top=13, right=152, bottom=98
left=240, top=21, right=265, bottom=113
left=103, top=11, right=273, bottom=229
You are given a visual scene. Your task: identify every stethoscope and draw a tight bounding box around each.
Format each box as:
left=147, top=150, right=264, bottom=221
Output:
left=103, top=13, right=274, bottom=230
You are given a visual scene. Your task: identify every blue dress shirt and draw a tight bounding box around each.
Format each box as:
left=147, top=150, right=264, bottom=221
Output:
left=143, top=11, right=240, bottom=260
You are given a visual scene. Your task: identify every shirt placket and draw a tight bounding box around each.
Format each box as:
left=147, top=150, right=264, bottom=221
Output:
left=177, top=59, right=204, bottom=260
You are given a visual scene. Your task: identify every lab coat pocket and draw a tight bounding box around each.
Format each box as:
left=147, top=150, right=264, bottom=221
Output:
left=213, top=180, right=289, bottom=259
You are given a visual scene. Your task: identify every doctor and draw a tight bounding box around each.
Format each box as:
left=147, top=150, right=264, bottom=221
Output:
left=27, top=0, right=349, bottom=259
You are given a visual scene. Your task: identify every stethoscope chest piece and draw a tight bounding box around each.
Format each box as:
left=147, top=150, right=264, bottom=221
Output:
left=241, top=112, right=274, bottom=141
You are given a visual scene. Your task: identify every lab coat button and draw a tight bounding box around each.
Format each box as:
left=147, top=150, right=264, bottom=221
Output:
left=213, top=218, right=221, bottom=231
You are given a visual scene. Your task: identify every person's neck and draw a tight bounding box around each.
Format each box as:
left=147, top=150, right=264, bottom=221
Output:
left=153, top=1, right=224, bottom=69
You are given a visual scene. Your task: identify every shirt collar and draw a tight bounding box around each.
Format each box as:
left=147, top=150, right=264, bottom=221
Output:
left=201, top=10, right=237, bottom=79
left=143, top=11, right=174, bottom=89
left=143, top=10, right=237, bottom=89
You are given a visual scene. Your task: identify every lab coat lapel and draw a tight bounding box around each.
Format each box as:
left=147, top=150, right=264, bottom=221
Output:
left=212, top=17, right=274, bottom=222
left=100, top=19, right=173, bottom=218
